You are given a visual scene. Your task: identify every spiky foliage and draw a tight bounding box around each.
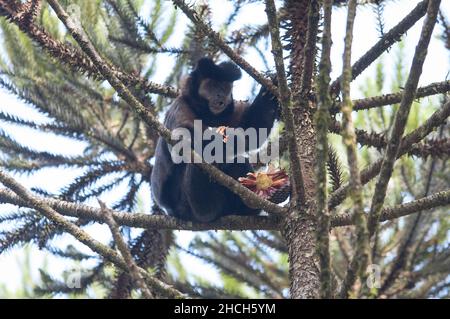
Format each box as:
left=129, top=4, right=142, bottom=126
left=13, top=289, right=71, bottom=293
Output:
left=0, top=0, right=181, bottom=298
left=0, top=0, right=448, bottom=299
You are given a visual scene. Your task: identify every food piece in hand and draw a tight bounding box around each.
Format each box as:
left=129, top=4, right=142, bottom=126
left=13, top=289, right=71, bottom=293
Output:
left=215, top=126, right=229, bottom=143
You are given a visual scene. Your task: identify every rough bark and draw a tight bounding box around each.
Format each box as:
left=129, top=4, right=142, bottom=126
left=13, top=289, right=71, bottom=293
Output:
left=282, top=210, right=320, bottom=299
left=283, top=0, right=321, bottom=299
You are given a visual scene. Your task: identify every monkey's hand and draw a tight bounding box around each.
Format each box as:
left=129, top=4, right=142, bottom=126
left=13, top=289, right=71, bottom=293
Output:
left=257, top=76, right=281, bottom=120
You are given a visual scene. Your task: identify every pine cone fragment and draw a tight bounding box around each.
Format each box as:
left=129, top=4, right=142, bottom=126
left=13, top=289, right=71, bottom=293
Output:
left=238, top=168, right=291, bottom=204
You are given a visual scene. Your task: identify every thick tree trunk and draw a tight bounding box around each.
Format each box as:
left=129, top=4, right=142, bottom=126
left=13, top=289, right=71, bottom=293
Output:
left=283, top=108, right=321, bottom=299
left=282, top=210, right=320, bottom=298
left=283, top=0, right=321, bottom=299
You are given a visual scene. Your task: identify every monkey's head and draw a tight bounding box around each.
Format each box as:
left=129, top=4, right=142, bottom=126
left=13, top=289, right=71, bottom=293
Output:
left=183, top=57, right=242, bottom=115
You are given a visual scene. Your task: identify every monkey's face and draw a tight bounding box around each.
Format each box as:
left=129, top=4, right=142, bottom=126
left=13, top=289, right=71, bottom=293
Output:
left=198, top=79, right=233, bottom=115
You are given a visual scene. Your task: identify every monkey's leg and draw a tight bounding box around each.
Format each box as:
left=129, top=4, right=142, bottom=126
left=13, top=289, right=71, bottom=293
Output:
left=222, top=162, right=260, bottom=216
left=183, top=164, right=228, bottom=222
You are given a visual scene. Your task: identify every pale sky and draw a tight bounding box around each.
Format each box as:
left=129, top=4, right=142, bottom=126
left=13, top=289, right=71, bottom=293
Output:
left=0, top=0, right=449, bottom=295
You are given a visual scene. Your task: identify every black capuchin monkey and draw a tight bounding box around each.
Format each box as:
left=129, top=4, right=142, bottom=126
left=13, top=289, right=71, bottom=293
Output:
left=151, top=58, right=279, bottom=222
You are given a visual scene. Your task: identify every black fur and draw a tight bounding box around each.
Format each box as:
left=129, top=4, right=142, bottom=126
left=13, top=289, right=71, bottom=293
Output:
left=195, top=57, right=242, bottom=82
left=151, top=58, right=279, bottom=222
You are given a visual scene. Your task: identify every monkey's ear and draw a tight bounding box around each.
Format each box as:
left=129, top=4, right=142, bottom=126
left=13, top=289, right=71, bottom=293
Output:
left=196, top=57, right=217, bottom=76
left=194, top=57, right=241, bottom=82
left=218, top=61, right=242, bottom=82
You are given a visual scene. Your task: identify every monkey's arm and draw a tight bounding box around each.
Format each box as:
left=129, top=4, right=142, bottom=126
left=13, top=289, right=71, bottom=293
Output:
left=166, top=102, right=232, bottom=167
left=243, top=86, right=279, bottom=128
left=239, top=85, right=280, bottom=150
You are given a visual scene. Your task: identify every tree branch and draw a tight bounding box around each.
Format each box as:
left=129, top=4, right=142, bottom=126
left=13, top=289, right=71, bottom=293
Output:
left=339, top=0, right=371, bottom=299
left=2, top=185, right=446, bottom=231
left=330, top=121, right=450, bottom=159
left=332, top=189, right=450, bottom=227
left=99, top=200, right=154, bottom=299
left=0, top=170, right=184, bottom=298
left=0, top=188, right=281, bottom=231
left=298, top=0, right=320, bottom=99
left=329, top=98, right=450, bottom=211
left=330, top=0, right=429, bottom=95
left=315, top=0, right=333, bottom=299
left=346, top=80, right=450, bottom=113
left=264, top=0, right=305, bottom=204
left=367, top=0, right=441, bottom=236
